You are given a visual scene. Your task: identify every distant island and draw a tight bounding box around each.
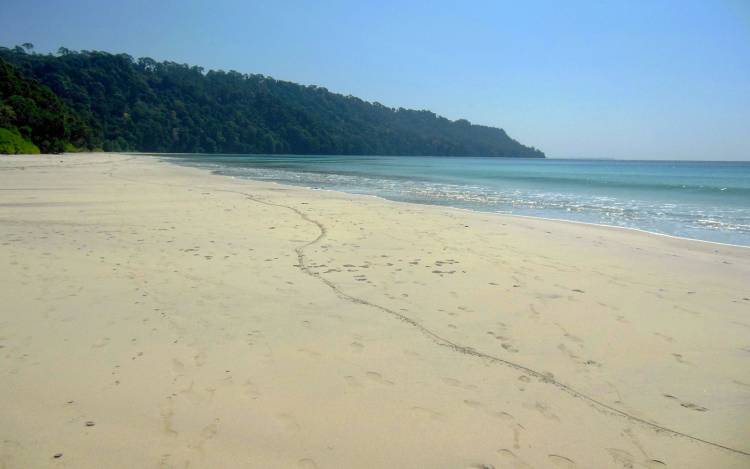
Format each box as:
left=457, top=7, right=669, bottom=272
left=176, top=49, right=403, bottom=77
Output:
left=0, top=44, right=544, bottom=158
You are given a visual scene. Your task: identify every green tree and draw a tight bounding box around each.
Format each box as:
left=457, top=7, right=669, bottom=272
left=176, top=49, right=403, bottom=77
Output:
left=0, top=56, right=90, bottom=153
left=0, top=45, right=545, bottom=158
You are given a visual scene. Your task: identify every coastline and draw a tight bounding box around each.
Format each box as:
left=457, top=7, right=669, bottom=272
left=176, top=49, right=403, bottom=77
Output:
left=1, top=152, right=748, bottom=468
left=227, top=180, right=750, bottom=251
left=155, top=153, right=750, bottom=249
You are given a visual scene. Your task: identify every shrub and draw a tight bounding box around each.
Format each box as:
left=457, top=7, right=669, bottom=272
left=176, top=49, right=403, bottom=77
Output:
left=0, top=127, right=40, bottom=154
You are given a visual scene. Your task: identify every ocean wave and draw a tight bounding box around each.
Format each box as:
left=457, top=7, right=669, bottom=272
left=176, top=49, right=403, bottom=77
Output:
left=160, top=154, right=750, bottom=246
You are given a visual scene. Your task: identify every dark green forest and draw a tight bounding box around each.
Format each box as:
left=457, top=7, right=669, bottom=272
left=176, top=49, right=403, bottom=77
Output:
left=0, top=51, right=89, bottom=153
left=0, top=45, right=544, bottom=157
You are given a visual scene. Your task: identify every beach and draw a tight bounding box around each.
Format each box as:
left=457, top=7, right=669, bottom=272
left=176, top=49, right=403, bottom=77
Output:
left=1, top=152, right=748, bottom=468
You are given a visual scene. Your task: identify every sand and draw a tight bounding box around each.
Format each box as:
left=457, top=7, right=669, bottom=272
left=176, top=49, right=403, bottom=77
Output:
left=0, top=152, right=748, bottom=468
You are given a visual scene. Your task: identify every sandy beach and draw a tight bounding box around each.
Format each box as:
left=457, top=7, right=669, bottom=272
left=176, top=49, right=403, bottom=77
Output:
left=1, top=152, right=748, bottom=468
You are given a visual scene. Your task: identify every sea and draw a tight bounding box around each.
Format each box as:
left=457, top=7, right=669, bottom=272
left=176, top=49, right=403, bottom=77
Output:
left=157, top=154, right=750, bottom=247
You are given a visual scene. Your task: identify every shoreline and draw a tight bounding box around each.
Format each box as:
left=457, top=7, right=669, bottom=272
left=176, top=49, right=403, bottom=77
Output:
left=155, top=154, right=750, bottom=250
left=134, top=151, right=750, bottom=163
left=274, top=183, right=750, bottom=250
left=1, top=153, right=748, bottom=468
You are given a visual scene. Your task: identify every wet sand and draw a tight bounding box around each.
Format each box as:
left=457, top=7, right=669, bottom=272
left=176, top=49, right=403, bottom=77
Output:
left=1, top=153, right=749, bottom=468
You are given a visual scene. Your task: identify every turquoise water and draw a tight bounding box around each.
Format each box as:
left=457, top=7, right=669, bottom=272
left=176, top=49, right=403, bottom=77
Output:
left=159, top=154, right=750, bottom=246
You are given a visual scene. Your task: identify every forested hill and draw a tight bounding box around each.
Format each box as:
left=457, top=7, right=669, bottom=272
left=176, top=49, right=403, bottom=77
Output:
left=0, top=46, right=544, bottom=157
left=0, top=56, right=89, bottom=153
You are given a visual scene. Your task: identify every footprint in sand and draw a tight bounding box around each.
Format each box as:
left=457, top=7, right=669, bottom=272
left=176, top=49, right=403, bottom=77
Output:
left=193, top=351, right=206, bottom=367
left=91, top=337, right=110, bottom=348
left=528, top=401, right=559, bottom=421
left=365, top=371, right=394, bottom=385
left=298, top=458, right=318, bottom=468
left=464, top=402, right=523, bottom=447
left=344, top=375, right=362, bottom=388
left=171, top=358, right=185, bottom=374
left=159, top=401, right=178, bottom=436
left=463, top=399, right=484, bottom=410
left=495, top=412, right=523, bottom=449
left=671, top=353, right=691, bottom=365
left=680, top=402, right=708, bottom=412
left=557, top=343, right=579, bottom=360
left=200, top=420, right=219, bottom=440
left=243, top=379, right=261, bottom=399
left=496, top=449, right=533, bottom=469
left=606, top=448, right=635, bottom=468
left=443, top=377, right=462, bottom=387
left=663, top=394, right=708, bottom=411
left=411, top=406, right=442, bottom=420
left=501, top=342, right=519, bottom=353
left=548, top=454, right=578, bottom=468
left=277, top=414, right=300, bottom=432
left=654, top=332, right=674, bottom=342
left=350, top=341, right=364, bottom=352
left=495, top=411, right=514, bottom=421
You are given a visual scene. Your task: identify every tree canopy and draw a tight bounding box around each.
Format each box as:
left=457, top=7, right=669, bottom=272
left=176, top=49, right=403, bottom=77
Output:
left=0, top=46, right=544, bottom=157
left=0, top=56, right=89, bottom=153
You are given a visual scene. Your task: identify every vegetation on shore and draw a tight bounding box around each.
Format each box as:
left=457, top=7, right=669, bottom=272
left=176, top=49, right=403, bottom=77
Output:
left=1, top=51, right=89, bottom=154
left=0, top=44, right=544, bottom=157
left=0, top=127, right=40, bottom=154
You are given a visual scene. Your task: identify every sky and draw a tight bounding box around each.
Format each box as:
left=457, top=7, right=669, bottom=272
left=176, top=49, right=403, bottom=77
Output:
left=1, top=0, right=749, bottom=160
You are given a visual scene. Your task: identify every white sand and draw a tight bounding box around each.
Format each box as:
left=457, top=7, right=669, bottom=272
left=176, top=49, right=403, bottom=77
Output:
left=1, top=153, right=748, bottom=468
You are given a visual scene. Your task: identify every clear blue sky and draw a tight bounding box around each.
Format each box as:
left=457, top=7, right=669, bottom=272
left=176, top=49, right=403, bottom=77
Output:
left=2, top=0, right=749, bottom=160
